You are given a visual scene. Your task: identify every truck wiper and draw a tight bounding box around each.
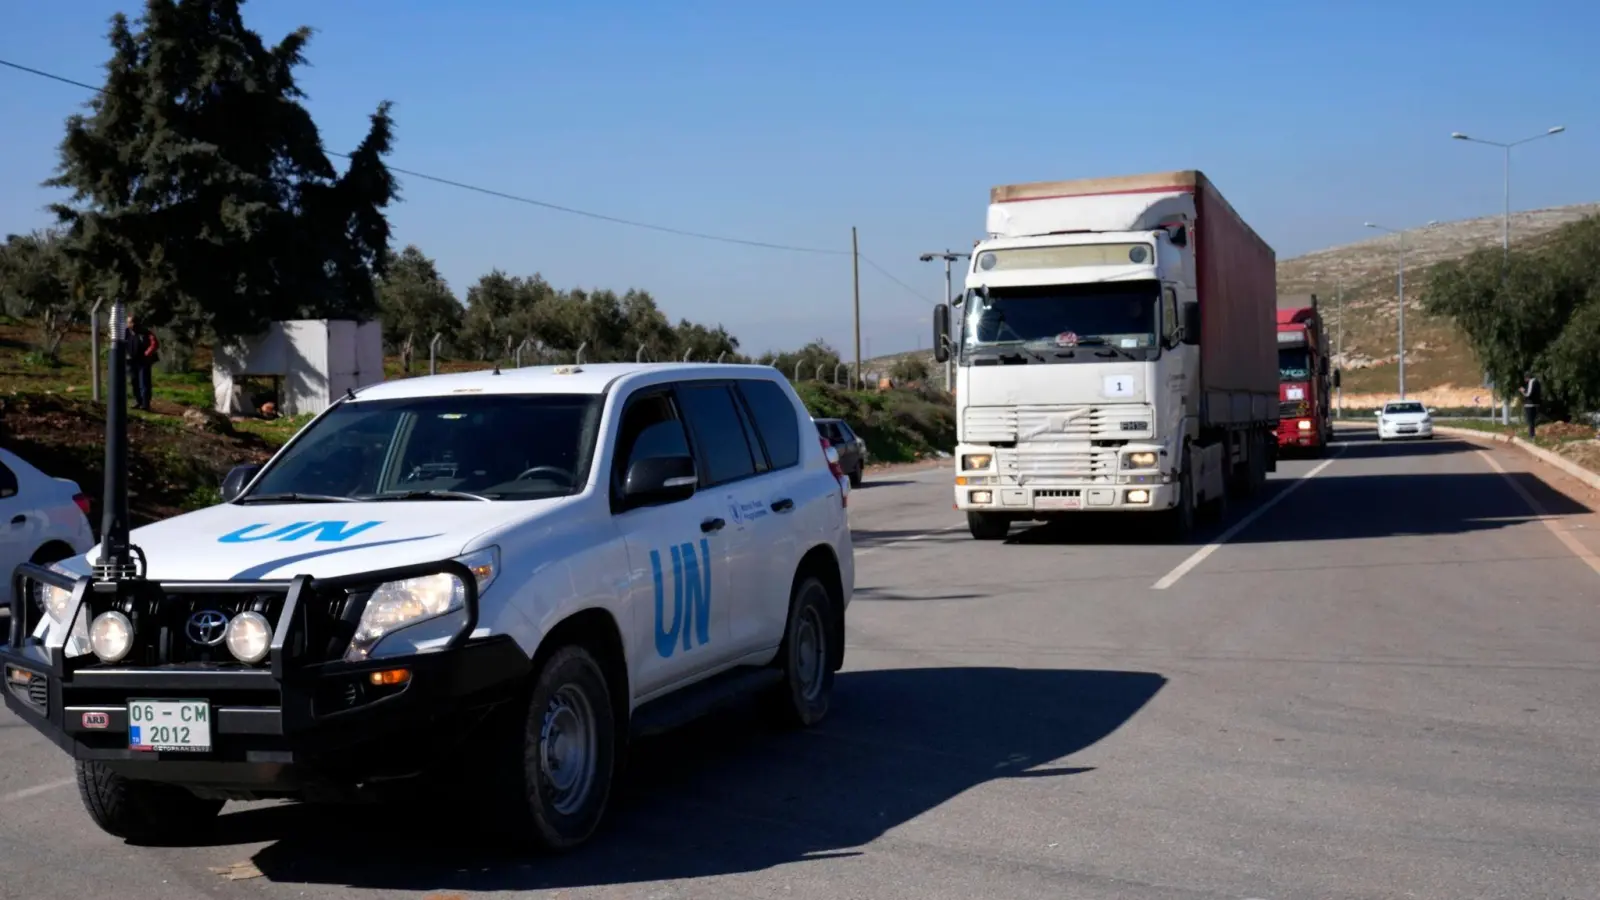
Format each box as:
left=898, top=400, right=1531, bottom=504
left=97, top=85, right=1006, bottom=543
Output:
left=235, top=492, right=359, bottom=504
left=359, top=489, right=495, bottom=502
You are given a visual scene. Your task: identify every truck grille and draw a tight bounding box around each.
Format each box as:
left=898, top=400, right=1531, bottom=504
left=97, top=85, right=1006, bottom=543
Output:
left=1000, top=447, right=1120, bottom=482
left=1280, top=399, right=1308, bottom=417
left=964, top=405, right=1154, bottom=443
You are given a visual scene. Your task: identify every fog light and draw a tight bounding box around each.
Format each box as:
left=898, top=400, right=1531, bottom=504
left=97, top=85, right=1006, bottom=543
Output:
left=225, top=611, right=272, bottom=664
left=970, top=490, right=994, bottom=504
left=369, top=668, right=412, bottom=686
left=1126, top=489, right=1151, bottom=504
left=89, top=611, right=133, bottom=663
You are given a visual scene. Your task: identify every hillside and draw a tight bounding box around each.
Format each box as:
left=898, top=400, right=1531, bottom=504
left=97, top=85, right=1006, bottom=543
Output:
left=868, top=202, right=1600, bottom=407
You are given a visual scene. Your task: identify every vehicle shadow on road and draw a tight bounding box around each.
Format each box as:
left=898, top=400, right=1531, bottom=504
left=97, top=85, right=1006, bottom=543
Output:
left=852, top=527, right=965, bottom=549
left=211, top=667, right=1165, bottom=892
left=852, top=479, right=916, bottom=489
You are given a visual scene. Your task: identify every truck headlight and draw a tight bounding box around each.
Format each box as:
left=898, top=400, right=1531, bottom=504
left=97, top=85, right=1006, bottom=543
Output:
left=89, top=611, right=134, bottom=664
left=961, top=453, right=993, bottom=471
left=1298, top=419, right=1312, bottom=431
left=1122, top=451, right=1158, bottom=469
left=344, top=548, right=497, bottom=662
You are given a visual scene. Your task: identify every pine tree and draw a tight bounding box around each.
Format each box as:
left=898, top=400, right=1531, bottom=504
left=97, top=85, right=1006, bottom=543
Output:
left=45, top=0, right=398, bottom=347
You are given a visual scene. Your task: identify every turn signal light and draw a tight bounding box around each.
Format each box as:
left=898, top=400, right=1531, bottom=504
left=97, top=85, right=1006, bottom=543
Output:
left=368, top=668, right=412, bottom=687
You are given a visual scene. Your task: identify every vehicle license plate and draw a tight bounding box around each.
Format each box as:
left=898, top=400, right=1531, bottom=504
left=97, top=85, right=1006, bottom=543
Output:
left=127, top=698, right=212, bottom=752
left=1036, top=495, right=1081, bottom=510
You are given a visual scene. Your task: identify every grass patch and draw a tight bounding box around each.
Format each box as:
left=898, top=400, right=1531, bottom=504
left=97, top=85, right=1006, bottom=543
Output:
left=796, top=382, right=954, bottom=463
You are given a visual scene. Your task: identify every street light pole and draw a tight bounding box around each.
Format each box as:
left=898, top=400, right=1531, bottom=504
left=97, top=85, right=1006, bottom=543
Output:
left=1365, top=221, right=1438, bottom=401
left=1449, top=125, right=1566, bottom=421
left=920, top=250, right=969, bottom=393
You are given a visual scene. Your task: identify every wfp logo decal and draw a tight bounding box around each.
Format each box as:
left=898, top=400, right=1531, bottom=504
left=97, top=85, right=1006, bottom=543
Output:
left=218, top=521, right=382, bottom=544
left=651, top=539, right=711, bottom=658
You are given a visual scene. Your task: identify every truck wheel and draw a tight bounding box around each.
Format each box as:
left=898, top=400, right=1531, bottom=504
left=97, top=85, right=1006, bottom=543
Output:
left=967, top=512, right=1009, bottom=541
left=764, top=573, right=837, bottom=728
left=1164, top=450, right=1195, bottom=541
left=849, top=466, right=863, bottom=489
left=497, top=644, right=619, bottom=852
left=74, top=760, right=224, bottom=844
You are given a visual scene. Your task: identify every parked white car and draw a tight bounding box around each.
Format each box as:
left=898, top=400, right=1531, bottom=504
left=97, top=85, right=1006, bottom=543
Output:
left=1375, top=401, right=1435, bottom=440
left=0, top=447, right=95, bottom=616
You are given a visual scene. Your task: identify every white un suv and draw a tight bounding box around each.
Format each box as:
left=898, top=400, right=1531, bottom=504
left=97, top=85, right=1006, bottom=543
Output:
left=4, top=363, right=853, bottom=852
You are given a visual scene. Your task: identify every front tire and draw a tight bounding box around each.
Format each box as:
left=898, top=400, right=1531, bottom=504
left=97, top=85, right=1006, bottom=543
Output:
left=967, top=511, right=1009, bottom=541
left=765, top=574, right=837, bottom=728
left=75, top=760, right=224, bottom=844
left=1163, top=448, right=1196, bottom=541
left=497, top=645, right=618, bottom=852
left=849, top=466, right=863, bottom=489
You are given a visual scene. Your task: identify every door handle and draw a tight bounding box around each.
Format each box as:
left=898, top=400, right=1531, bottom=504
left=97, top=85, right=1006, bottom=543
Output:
left=9, top=514, right=23, bottom=526
left=770, top=498, right=794, bottom=513
left=700, top=517, right=725, bottom=533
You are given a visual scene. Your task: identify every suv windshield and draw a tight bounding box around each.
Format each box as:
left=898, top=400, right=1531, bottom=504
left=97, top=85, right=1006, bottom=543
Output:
left=1384, top=402, right=1426, bottom=415
left=1278, top=347, right=1311, bottom=381
left=245, top=393, right=604, bottom=501
left=961, top=280, right=1160, bottom=362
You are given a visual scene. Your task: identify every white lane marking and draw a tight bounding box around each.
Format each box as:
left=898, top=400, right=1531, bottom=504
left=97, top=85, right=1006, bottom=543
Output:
left=854, top=522, right=966, bottom=557
left=1152, top=449, right=1345, bottom=590
left=0, top=777, right=73, bottom=803
left=1476, top=449, right=1600, bottom=579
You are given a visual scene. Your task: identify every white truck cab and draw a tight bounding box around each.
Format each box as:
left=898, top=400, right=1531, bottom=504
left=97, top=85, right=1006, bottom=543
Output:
left=3, top=362, right=853, bottom=851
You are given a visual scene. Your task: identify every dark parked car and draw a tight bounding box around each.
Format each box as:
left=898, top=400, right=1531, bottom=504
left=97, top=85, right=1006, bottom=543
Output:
left=813, top=417, right=866, bottom=487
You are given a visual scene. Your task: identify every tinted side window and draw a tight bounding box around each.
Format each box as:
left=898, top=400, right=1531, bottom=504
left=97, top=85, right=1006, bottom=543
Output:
left=739, top=379, right=801, bottom=470
left=676, top=383, right=758, bottom=486
left=0, top=462, right=16, bottom=499
left=612, top=391, right=691, bottom=498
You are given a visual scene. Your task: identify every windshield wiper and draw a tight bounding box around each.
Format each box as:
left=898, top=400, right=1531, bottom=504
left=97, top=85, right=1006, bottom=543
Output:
left=358, top=489, right=495, bottom=502
left=235, top=492, right=359, bottom=504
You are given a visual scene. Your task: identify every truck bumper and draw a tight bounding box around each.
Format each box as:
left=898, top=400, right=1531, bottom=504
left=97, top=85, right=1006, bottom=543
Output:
left=954, top=480, right=1178, bottom=514
left=2, top=560, right=530, bottom=800
left=1276, top=419, right=1322, bottom=448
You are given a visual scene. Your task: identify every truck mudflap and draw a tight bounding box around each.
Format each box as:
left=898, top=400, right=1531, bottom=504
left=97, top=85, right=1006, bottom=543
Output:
left=2, top=559, right=530, bottom=795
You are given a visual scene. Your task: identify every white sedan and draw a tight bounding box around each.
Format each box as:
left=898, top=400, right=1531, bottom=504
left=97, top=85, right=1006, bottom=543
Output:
left=0, top=448, right=96, bottom=615
left=1375, top=401, right=1435, bottom=440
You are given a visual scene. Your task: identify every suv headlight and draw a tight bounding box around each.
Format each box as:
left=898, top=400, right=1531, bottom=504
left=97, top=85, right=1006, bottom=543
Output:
left=344, top=547, right=499, bottom=662
left=32, top=579, right=74, bottom=625
left=1122, top=451, right=1158, bottom=470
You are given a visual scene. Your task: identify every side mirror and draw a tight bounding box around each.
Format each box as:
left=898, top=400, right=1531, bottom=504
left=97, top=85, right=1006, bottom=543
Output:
left=1180, top=302, right=1201, bottom=346
left=623, top=455, right=697, bottom=508
left=932, top=304, right=950, bottom=364
left=1332, top=369, right=1342, bottom=389
left=220, top=463, right=264, bottom=502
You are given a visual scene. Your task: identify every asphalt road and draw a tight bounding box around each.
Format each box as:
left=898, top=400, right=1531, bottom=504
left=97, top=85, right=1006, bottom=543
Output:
left=4, top=424, right=1599, bottom=899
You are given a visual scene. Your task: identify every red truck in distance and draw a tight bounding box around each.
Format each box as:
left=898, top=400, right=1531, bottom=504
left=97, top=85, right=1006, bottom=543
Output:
left=1276, top=294, right=1338, bottom=454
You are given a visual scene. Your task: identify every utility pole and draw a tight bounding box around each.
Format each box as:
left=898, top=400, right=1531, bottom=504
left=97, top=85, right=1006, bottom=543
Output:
left=920, top=250, right=970, bottom=393
left=1450, top=125, right=1566, bottom=424
left=1364, top=220, right=1436, bottom=401
left=851, top=226, right=862, bottom=390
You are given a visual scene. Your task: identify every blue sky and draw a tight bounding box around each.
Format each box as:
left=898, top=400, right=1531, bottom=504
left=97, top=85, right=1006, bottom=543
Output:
left=3, top=0, right=1597, bottom=358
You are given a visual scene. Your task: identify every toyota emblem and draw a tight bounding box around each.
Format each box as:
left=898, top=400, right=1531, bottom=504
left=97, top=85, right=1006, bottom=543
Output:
left=186, top=610, right=230, bottom=646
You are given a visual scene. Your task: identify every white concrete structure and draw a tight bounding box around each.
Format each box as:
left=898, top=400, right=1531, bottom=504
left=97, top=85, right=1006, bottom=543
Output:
left=212, top=319, right=385, bottom=417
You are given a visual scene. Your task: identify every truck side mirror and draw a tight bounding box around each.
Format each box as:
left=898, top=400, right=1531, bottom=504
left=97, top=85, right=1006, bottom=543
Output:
left=933, top=304, right=950, bottom=363
left=1180, top=302, right=1201, bottom=346
left=1332, top=369, right=1341, bottom=389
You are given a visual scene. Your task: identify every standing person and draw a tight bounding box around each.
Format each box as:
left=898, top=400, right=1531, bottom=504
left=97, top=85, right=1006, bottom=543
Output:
left=1521, top=372, right=1541, bottom=440
left=124, top=315, right=159, bottom=411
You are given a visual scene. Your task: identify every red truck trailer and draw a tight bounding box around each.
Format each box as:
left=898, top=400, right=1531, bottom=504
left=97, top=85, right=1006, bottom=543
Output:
left=1275, top=294, right=1337, bottom=454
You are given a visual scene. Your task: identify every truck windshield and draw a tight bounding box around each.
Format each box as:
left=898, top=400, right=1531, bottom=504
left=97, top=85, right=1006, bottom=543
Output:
left=961, top=281, right=1160, bottom=361
left=244, top=393, right=605, bottom=502
left=1278, top=347, right=1311, bottom=381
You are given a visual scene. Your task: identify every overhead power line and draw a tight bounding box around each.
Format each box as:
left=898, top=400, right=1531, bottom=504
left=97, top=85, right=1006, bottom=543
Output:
left=1, top=56, right=939, bottom=302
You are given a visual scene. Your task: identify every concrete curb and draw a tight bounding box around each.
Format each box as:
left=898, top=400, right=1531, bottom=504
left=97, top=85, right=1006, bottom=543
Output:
left=1434, top=425, right=1600, bottom=493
